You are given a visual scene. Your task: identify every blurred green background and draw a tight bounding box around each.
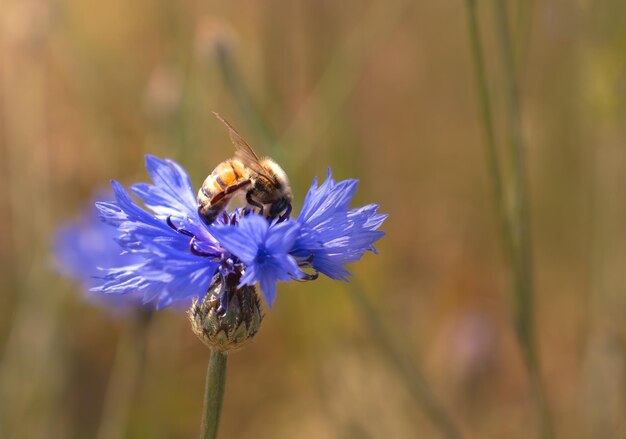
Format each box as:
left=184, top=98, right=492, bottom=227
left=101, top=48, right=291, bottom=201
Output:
left=1, top=0, right=625, bottom=438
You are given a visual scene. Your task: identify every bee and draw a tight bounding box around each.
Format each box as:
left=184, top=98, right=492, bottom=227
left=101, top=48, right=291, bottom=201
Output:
left=197, top=114, right=293, bottom=225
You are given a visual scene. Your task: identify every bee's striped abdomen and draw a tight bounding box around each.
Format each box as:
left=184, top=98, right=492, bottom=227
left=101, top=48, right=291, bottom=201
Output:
left=197, top=159, right=250, bottom=225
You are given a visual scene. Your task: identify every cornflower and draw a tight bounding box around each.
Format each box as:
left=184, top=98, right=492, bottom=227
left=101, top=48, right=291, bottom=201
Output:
left=94, top=155, right=386, bottom=317
left=53, top=193, right=144, bottom=311
left=92, top=154, right=385, bottom=439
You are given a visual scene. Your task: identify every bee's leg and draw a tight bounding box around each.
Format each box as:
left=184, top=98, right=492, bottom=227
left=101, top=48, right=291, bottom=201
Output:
left=293, top=271, right=319, bottom=282
left=198, top=205, right=218, bottom=226
left=226, top=179, right=251, bottom=194
left=167, top=216, right=194, bottom=236
left=199, top=180, right=252, bottom=225
left=297, top=253, right=315, bottom=267
left=189, top=237, right=218, bottom=257
left=246, top=192, right=264, bottom=216
left=209, top=179, right=251, bottom=205
left=278, top=203, right=292, bottom=222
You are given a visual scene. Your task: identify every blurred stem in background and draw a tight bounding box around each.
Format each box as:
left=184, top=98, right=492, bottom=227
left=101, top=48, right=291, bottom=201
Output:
left=96, top=311, right=153, bottom=439
left=464, top=1, right=554, bottom=437
left=464, top=0, right=512, bottom=266
left=346, top=282, right=461, bottom=439
left=578, top=5, right=626, bottom=435
left=213, top=38, right=462, bottom=439
left=214, top=0, right=414, bottom=167
left=0, top=2, right=67, bottom=437
left=201, top=350, right=227, bottom=439
left=492, top=1, right=554, bottom=437
left=515, top=0, right=534, bottom=71
left=214, top=42, right=281, bottom=161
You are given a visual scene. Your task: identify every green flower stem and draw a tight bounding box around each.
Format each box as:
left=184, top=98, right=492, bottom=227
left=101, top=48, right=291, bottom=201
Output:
left=96, top=311, right=153, bottom=439
left=347, top=282, right=461, bottom=439
left=201, top=350, right=228, bottom=439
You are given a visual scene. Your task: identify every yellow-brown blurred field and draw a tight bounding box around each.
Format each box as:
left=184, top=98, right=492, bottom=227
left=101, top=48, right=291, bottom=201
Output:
left=1, top=1, right=625, bottom=438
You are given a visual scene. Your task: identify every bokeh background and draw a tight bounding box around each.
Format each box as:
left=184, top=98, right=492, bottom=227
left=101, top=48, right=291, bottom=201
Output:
left=1, top=0, right=625, bottom=438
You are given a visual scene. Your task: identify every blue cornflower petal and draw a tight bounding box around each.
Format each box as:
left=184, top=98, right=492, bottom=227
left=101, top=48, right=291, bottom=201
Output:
left=259, top=276, right=278, bottom=308
left=131, top=155, right=197, bottom=217
left=52, top=193, right=145, bottom=311
left=93, top=178, right=221, bottom=308
left=304, top=253, right=352, bottom=281
left=292, top=170, right=386, bottom=280
left=97, top=181, right=188, bottom=254
left=209, top=215, right=303, bottom=307
left=298, top=169, right=358, bottom=225
left=130, top=155, right=211, bottom=240
left=209, top=214, right=266, bottom=263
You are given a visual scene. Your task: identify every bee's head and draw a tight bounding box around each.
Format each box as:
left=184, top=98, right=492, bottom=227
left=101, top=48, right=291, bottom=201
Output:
left=269, top=193, right=292, bottom=218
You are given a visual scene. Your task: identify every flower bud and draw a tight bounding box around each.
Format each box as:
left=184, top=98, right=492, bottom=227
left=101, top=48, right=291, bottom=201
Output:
left=188, top=275, right=263, bottom=352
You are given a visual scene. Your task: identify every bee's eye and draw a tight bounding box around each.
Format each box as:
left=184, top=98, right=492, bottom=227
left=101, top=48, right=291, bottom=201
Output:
left=254, top=179, right=266, bottom=191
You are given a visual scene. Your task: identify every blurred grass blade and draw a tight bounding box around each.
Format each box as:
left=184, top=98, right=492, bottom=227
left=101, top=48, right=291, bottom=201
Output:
left=464, top=0, right=513, bottom=262
left=346, top=282, right=461, bottom=439
left=516, top=0, right=534, bottom=70
left=96, top=312, right=153, bottom=439
left=492, top=1, right=554, bottom=437
left=464, top=0, right=554, bottom=437
left=0, top=5, right=67, bottom=435
left=214, top=42, right=282, bottom=160
left=214, top=0, right=414, bottom=166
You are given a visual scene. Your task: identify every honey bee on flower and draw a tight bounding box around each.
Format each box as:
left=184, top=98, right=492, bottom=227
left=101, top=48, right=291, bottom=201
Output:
left=92, top=119, right=386, bottom=326
left=197, top=114, right=293, bottom=224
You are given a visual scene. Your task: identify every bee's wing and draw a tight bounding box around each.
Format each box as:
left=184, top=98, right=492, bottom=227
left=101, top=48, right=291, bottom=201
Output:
left=213, top=113, right=270, bottom=178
